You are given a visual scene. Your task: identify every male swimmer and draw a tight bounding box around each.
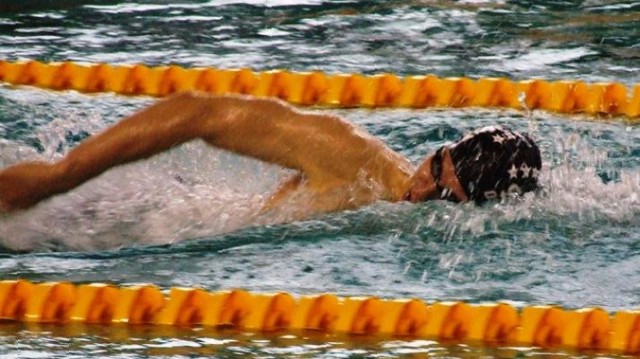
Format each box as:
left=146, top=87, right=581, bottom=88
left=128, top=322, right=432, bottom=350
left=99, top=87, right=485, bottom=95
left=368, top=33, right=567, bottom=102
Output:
left=0, top=93, right=541, bottom=216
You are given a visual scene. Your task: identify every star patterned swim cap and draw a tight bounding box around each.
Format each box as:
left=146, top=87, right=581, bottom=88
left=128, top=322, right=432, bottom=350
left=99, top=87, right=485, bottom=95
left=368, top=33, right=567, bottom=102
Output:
left=447, top=126, right=542, bottom=204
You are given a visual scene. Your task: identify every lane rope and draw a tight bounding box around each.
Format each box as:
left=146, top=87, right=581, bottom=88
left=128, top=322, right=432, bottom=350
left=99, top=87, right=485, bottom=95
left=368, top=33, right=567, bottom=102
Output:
left=0, top=60, right=639, bottom=120
left=0, top=280, right=639, bottom=353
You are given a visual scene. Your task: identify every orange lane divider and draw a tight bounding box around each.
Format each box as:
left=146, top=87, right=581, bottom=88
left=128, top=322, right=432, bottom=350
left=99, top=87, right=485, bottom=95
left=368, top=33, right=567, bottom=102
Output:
left=0, top=60, right=638, bottom=120
left=0, top=280, right=639, bottom=354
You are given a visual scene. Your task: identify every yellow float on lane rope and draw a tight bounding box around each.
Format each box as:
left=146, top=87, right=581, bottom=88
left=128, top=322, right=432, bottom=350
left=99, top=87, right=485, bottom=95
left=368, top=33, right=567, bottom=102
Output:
left=0, top=280, right=639, bottom=354
left=0, top=60, right=639, bottom=120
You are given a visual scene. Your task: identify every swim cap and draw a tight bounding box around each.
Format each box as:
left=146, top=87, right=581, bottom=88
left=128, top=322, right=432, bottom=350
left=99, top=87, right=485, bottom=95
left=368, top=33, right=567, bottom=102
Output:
left=446, top=126, right=541, bottom=204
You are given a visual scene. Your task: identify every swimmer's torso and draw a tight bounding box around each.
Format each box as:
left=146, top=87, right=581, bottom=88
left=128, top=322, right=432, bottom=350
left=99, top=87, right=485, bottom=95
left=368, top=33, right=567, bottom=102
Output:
left=196, top=95, right=416, bottom=216
left=223, top=122, right=415, bottom=217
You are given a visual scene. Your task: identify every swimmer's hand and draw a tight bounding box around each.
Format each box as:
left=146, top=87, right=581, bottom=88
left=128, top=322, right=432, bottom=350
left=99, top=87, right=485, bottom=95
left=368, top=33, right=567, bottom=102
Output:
left=0, top=161, right=61, bottom=212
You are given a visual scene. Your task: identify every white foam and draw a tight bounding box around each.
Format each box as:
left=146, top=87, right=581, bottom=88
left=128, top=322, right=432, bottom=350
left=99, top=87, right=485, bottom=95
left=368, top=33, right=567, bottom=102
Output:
left=0, top=139, right=288, bottom=251
left=0, top=105, right=638, bottom=252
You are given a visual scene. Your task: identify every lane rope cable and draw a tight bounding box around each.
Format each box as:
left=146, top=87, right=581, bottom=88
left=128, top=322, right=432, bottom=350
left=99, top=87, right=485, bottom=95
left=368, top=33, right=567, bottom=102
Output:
left=0, top=60, right=639, bottom=120
left=1, top=280, right=640, bottom=354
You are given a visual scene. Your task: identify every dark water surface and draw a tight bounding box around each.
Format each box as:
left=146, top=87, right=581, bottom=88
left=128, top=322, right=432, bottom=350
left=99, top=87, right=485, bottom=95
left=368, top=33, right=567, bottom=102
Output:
left=0, top=1, right=639, bottom=358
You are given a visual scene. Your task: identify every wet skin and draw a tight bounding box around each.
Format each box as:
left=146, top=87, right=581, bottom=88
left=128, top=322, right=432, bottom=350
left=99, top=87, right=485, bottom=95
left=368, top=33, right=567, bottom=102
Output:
left=0, top=92, right=468, bottom=217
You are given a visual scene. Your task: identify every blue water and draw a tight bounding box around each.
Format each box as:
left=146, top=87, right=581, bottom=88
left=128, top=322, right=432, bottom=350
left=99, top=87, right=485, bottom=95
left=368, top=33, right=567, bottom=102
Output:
left=0, top=1, right=640, bottom=358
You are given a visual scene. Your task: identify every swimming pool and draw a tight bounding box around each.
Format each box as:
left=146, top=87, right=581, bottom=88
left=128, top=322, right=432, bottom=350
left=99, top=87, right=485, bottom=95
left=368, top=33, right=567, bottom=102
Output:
left=0, top=0, right=639, bottom=357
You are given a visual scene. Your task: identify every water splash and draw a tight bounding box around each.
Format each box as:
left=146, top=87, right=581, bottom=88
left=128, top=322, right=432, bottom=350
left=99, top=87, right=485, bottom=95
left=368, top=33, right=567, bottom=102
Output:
left=0, top=136, right=290, bottom=251
left=0, top=93, right=637, bottom=254
left=429, top=126, right=639, bottom=242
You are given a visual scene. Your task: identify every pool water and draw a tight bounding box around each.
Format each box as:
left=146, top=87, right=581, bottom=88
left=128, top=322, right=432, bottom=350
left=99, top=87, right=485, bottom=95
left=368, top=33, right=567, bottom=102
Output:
left=0, top=1, right=639, bottom=358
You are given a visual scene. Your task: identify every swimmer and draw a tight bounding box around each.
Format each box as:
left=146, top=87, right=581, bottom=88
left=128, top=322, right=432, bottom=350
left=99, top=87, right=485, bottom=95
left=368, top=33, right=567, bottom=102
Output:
left=0, top=92, right=541, bottom=216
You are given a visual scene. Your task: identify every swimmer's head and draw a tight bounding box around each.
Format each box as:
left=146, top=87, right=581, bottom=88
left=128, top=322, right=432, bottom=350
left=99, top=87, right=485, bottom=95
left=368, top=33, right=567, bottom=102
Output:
left=405, top=126, right=542, bottom=204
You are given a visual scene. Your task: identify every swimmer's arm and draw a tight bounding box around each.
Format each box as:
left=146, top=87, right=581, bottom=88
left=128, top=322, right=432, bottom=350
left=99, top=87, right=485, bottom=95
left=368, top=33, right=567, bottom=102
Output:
left=0, top=92, right=213, bottom=211
left=0, top=92, right=372, bottom=211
